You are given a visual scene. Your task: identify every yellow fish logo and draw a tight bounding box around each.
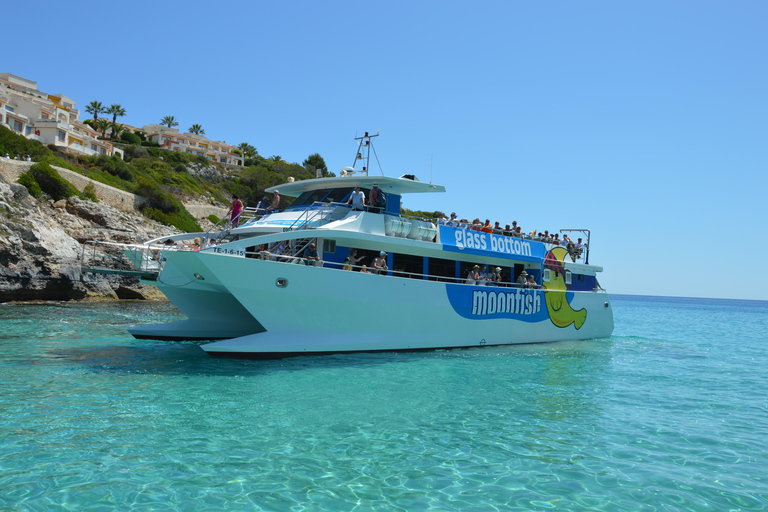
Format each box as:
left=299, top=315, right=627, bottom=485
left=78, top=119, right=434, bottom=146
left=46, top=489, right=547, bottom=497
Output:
left=543, top=247, right=586, bottom=329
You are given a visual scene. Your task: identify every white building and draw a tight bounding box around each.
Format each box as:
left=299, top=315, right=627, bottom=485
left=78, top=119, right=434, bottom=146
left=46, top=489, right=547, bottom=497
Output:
left=0, top=73, right=114, bottom=157
left=142, top=124, right=243, bottom=166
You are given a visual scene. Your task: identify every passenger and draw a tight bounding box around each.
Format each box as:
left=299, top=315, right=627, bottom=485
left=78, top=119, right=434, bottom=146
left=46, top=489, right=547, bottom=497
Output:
left=489, top=267, right=502, bottom=286
left=345, top=186, right=366, bottom=211
left=269, top=241, right=286, bottom=261
left=303, top=242, right=320, bottom=265
left=482, top=219, right=493, bottom=233
left=448, top=212, right=458, bottom=226
left=192, top=237, right=202, bottom=251
left=256, top=196, right=270, bottom=216
left=270, top=190, right=281, bottom=212
left=476, top=266, right=488, bottom=286
left=553, top=233, right=561, bottom=245
left=511, top=220, right=518, bottom=232
left=372, top=251, right=388, bottom=274
left=342, top=257, right=352, bottom=271
left=227, top=194, right=244, bottom=226
left=516, top=270, right=528, bottom=287
left=567, top=242, right=577, bottom=262
left=594, top=279, right=605, bottom=291
left=458, top=218, right=469, bottom=229
left=360, top=265, right=371, bottom=274
left=575, top=238, right=585, bottom=258
left=163, top=238, right=175, bottom=246
left=348, top=248, right=364, bottom=269
left=470, top=218, right=482, bottom=231
left=525, top=275, right=537, bottom=288
left=503, top=224, right=512, bottom=236
left=257, top=244, right=271, bottom=259
left=493, top=221, right=503, bottom=234
left=369, top=183, right=384, bottom=212
left=466, top=264, right=480, bottom=285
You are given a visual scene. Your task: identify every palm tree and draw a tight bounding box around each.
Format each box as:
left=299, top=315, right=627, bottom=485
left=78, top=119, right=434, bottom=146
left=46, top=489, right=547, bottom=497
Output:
left=188, top=124, right=205, bottom=135
left=95, top=119, right=111, bottom=138
left=111, top=123, right=126, bottom=139
left=161, top=115, right=178, bottom=128
left=237, top=142, right=257, bottom=158
left=107, top=104, right=126, bottom=138
left=85, top=101, right=104, bottom=122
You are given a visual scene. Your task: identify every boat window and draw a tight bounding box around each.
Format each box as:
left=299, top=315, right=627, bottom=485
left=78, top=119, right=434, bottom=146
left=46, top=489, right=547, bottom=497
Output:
left=392, top=253, right=423, bottom=280
left=288, top=190, right=317, bottom=207
left=543, top=269, right=551, bottom=282
left=428, top=257, right=457, bottom=283
left=324, top=187, right=355, bottom=203
left=323, top=239, right=336, bottom=253
left=565, top=271, right=572, bottom=285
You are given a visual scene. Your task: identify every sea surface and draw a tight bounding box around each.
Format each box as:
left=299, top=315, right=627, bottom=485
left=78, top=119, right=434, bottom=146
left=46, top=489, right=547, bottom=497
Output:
left=1, top=295, right=766, bottom=511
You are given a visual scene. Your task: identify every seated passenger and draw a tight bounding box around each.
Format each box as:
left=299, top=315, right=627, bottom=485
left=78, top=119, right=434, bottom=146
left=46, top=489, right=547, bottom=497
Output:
left=448, top=212, right=458, bottom=226
left=372, top=251, right=388, bottom=274
left=303, top=242, right=320, bottom=265
left=525, top=275, right=538, bottom=288
left=482, top=220, right=493, bottom=233
left=567, top=242, right=577, bottom=262
left=493, top=221, right=503, bottom=234
left=256, top=196, right=270, bottom=216
left=257, top=244, right=271, bottom=260
left=360, top=265, right=371, bottom=274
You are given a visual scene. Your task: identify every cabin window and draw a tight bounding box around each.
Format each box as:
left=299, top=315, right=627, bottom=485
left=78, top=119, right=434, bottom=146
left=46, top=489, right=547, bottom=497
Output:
left=578, top=274, right=584, bottom=281
left=428, top=257, right=457, bottom=282
left=323, top=239, right=335, bottom=253
left=543, top=269, right=551, bottom=282
left=565, top=271, right=572, bottom=285
left=392, top=253, right=423, bottom=279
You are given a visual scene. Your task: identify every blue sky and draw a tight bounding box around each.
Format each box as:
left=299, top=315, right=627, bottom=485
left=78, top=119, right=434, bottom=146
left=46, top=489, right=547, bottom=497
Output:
left=6, top=1, right=767, bottom=300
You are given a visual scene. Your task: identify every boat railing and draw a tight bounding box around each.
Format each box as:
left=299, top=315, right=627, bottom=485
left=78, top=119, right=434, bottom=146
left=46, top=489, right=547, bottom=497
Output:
left=244, top=254, right=605, bottom=292
left=81, top=240, right=165, bottom=280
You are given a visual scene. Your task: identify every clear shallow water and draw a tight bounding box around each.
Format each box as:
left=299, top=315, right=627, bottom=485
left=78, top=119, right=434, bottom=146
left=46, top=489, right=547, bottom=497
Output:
left=1, top=296, right=767, bottom=511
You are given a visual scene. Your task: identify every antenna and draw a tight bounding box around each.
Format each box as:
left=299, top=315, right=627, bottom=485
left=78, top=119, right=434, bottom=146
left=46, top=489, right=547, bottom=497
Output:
left=430, top=155, right=433, bottom=184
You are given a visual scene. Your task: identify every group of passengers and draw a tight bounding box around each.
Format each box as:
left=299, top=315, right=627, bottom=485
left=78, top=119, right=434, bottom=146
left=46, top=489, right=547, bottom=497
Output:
left=342, top=248, right=388, bottom=275
left=437, top=212, right=587, bottom=262
left=344, top=184, right=386, bottom=213
left=466, top=266, right=539, bottom=288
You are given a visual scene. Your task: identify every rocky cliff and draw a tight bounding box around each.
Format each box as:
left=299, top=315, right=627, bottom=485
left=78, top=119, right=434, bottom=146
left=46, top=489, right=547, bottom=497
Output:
left=0, top=177, right=180, bottom=302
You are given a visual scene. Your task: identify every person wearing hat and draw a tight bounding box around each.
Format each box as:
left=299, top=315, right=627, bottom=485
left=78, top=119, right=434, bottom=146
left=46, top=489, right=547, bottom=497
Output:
left=466, top=264, right=481, bottom=285
left=372, top=251, right=388, bottom=275
left=516, top=270, right=528, bottom=288
left=489, top=267, right=503, bottom=286
left=256, top=196, right=270, bottom=216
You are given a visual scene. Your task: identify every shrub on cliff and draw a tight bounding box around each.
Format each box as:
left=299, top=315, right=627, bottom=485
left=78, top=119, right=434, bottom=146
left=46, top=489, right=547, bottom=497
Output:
left=26, top=163, right=79, bottom=201
left=120, top=131, right=142, bottom=145
left=17, top=171, right=42, bottom=197
left=89, top=154, right=133, bottom=181
left=0, top=126, right=50, bottom=161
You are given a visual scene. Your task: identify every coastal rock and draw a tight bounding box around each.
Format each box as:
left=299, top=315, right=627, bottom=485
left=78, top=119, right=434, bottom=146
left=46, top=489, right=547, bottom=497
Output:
left=0, top=179, right=179, bottom=303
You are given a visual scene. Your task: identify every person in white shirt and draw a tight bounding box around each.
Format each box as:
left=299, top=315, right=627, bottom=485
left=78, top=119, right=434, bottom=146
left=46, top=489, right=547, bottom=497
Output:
left=345, top=186, right=365, bottom=211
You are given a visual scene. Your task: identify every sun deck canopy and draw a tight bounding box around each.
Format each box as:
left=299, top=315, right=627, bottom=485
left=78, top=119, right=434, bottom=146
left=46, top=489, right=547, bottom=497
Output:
left=266, top=175, right=445, bottom=197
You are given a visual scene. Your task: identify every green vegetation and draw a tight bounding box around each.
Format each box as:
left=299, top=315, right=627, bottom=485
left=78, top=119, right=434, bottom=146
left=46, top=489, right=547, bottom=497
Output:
left=1, top=126, right=328, bottom=232
left=161, top=116, right=178, bottom=128
left=22, top=163, right=79, bottom=201
left=188, top=124, right=205, bottom=135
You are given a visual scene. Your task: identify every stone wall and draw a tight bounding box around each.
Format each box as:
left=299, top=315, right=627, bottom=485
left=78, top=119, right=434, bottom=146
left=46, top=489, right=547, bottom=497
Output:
left=0, top=158, right=144, bottom=212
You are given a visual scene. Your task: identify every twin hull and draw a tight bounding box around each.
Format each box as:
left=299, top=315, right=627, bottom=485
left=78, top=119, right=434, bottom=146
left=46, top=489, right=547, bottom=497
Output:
left=133, top=251, right=614, bottom=357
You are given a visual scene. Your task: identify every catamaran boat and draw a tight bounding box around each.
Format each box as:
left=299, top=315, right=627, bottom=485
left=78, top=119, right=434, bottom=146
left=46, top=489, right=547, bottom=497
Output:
left=83, top=132, right=614, bottom=358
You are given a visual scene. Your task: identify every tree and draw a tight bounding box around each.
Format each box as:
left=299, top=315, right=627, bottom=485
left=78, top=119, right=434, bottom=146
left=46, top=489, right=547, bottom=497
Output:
left=111, top=123, right=126, bottom=139
left=107, top=104, right=126, bottom=138
left=95, top=119, right=111, bottom=138
left=85, top=101, right=104, bottom=122
left=303, top=153, right=327, bottom=176
left=161, top=115, right=178, bottom=128
left=238, top=142, right=257, bottom=158
left=188, top=124, right=205, bottom=135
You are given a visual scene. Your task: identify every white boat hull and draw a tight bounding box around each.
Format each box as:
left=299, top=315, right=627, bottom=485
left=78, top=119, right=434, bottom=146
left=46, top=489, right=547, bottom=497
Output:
left=194, top=254, right=613, bottom=358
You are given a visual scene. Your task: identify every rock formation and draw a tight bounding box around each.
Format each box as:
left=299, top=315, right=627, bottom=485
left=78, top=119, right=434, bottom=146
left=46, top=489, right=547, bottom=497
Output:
left=0, top=178, right=179, bottom=302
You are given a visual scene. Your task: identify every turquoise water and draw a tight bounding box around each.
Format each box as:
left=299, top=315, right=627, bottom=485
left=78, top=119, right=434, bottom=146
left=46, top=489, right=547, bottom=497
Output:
left=1, top=295, right=767, bottom=511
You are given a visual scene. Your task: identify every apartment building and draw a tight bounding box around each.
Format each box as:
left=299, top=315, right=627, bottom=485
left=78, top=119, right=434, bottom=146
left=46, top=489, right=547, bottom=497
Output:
left=142, top=124, right=243, bottom=166
left=0, top=73, right=114, bottom=157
